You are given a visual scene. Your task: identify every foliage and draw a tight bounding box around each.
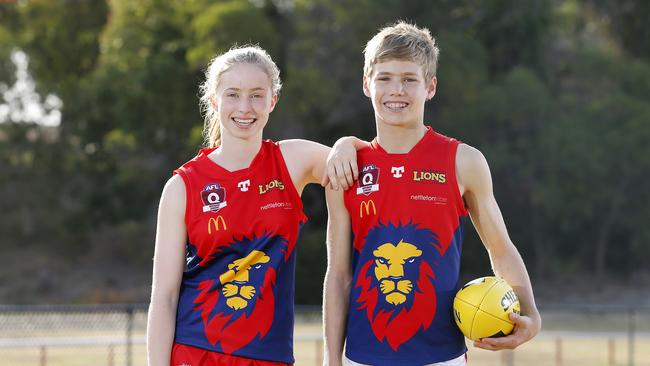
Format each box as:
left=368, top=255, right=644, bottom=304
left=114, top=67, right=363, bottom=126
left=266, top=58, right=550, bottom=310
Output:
left=1, top=0, right=649, bottom=303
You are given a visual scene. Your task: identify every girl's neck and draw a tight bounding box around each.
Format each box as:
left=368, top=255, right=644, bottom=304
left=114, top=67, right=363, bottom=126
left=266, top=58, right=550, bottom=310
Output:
left=210, top=135, right=263, bottom=172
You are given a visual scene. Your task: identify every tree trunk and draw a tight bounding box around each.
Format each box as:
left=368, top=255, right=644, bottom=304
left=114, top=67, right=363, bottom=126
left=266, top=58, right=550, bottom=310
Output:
left=531, top=197, right=545, bottom=278
left=594, top=178, right=628, bottom=277
left=20, top=203, right=34, bottom=237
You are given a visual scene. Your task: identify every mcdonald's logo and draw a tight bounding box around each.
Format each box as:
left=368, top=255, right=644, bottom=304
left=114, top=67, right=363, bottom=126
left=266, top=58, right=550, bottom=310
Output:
left=359, top=200, right=377, bottom=218
left=208, top=216, right=228, bottom=234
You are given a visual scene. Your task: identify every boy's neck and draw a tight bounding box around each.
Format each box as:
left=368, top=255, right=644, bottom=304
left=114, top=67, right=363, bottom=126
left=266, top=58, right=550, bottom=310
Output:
left=375, top=122, right=428, bottom=154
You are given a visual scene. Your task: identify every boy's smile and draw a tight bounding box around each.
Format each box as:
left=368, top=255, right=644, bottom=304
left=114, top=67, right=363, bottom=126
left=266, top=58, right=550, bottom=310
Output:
left=364, top=60, right=436, bottom=128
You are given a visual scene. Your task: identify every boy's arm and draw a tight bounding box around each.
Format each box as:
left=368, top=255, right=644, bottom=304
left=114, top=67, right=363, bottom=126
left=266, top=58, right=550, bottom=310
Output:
left=457, top=144, right=542, bottom=350
left=279, top=138, right=365, bottom=194
left=323, top=187, right=353, bottom=366
left=323, top=136, right=371, bottom=190
left=147, top=175, right=187, bottom=365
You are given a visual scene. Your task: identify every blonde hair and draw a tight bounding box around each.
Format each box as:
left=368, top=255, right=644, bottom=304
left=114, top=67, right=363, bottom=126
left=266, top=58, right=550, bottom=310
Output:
left=363, top=21, right=439, bottom=82
left=198, top=45, right=282, bottom=147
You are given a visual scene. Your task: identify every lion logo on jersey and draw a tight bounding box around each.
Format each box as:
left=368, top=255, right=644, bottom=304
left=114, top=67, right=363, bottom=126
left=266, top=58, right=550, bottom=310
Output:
left=373, top=239, right=422, bottom=306
left=190, top=234, right=288, bottom=354
left=219, top=250, right=270, bottom=310
left=354, top=222, right=442, bottom=351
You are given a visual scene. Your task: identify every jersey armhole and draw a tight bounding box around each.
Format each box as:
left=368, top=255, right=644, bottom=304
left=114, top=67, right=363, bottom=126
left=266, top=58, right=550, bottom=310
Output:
left=173, top=168, right=194, bottom=228
left=449, top=140, right=469, bottom=217
left=274, top=142, right=308, bottom=225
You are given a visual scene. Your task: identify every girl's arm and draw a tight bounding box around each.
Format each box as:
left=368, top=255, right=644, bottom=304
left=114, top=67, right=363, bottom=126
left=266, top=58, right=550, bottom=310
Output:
left=147, top=175, right=187, bottom=365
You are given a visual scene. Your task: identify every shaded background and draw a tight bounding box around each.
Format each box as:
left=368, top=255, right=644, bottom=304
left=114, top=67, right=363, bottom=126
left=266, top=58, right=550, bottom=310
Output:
left=1, top=0, right=649, bottom=306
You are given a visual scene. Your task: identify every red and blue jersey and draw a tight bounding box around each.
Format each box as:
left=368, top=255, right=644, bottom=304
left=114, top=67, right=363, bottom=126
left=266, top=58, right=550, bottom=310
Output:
left=172, top=140, right=306, bottom=364
left=343, top=127, right=468, bottom=365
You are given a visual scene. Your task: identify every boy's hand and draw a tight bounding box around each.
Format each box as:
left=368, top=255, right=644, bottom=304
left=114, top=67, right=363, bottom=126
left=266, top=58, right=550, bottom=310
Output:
left=322, top=137, right=362, bottom=190
left=473, top=312, right=541, bottom=351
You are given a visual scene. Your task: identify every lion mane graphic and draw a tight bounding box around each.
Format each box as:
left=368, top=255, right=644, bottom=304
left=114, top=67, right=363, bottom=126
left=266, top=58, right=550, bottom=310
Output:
left=354, top=222, right=442, bottom=351
left=189, top=233, right=287, bottom=354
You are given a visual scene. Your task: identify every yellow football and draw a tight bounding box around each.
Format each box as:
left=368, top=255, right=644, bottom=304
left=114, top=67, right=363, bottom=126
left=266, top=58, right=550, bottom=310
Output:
left=453, top=276, right=520, bottom=341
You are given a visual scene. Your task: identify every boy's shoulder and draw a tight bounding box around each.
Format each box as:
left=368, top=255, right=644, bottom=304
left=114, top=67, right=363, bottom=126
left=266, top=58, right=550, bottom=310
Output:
left=429, top=128, right=460, bottom=145
left=456, top=142, right=483, bottom=164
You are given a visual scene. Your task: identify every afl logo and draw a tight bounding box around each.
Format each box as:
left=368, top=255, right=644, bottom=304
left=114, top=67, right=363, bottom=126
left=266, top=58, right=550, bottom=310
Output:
left=201, top=182, right=228, bottom=213
left=356, top=164, right=380, bottom=196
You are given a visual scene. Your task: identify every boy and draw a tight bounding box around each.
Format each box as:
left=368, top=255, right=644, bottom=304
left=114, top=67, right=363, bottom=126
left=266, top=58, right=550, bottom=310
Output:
left=323, top=21, right=541, bottom=366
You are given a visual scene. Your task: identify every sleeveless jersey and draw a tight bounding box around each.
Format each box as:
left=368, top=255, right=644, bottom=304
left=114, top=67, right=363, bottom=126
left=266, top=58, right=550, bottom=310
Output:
left=173, top=140, right=306, bottom=364
left=343, top=127, right=468, bottom=365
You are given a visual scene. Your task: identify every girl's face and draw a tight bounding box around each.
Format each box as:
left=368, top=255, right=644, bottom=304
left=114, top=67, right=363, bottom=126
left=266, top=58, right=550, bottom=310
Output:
left=214, top=63, right=277, bottom=143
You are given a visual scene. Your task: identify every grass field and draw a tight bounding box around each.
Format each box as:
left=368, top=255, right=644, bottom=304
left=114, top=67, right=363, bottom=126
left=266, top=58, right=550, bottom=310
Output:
left=2, top=309, right=650, bottom=365
left=2, top=328, right=650, bottom=366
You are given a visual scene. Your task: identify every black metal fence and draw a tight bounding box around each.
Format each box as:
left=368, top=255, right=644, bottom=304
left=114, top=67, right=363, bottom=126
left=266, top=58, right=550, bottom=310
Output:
left=503, top=304, right=650, bottom=366
left=545, top=304, right=648, bottom=364
left=0, top=304, right=148, bottom=366
left=1, top=304, right=649, bottom=366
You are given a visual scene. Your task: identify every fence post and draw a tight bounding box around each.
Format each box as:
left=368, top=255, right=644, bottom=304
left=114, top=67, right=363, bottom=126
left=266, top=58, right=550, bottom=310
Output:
left=315, top=339, right=323, bottom=366
left=126, top=305, right=134, bottom=366
left=40, top=345, right=47, bottom=366
left=628, top=308, right=635, bottom=366
left=608, top=338, right=615, bottom=366
left=556, top=337, right=562, bottom=366
left=501, top=350, right=514, bottom=366
left=108, top=343, right=115, bottom=366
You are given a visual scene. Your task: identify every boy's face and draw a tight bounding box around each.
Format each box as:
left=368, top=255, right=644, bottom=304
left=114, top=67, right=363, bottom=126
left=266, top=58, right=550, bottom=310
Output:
left=363, top=60, right=436, bottom=129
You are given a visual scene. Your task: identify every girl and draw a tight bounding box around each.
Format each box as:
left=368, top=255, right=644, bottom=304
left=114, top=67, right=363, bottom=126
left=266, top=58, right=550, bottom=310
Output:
left=147, top=46, right=363, bottom=366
